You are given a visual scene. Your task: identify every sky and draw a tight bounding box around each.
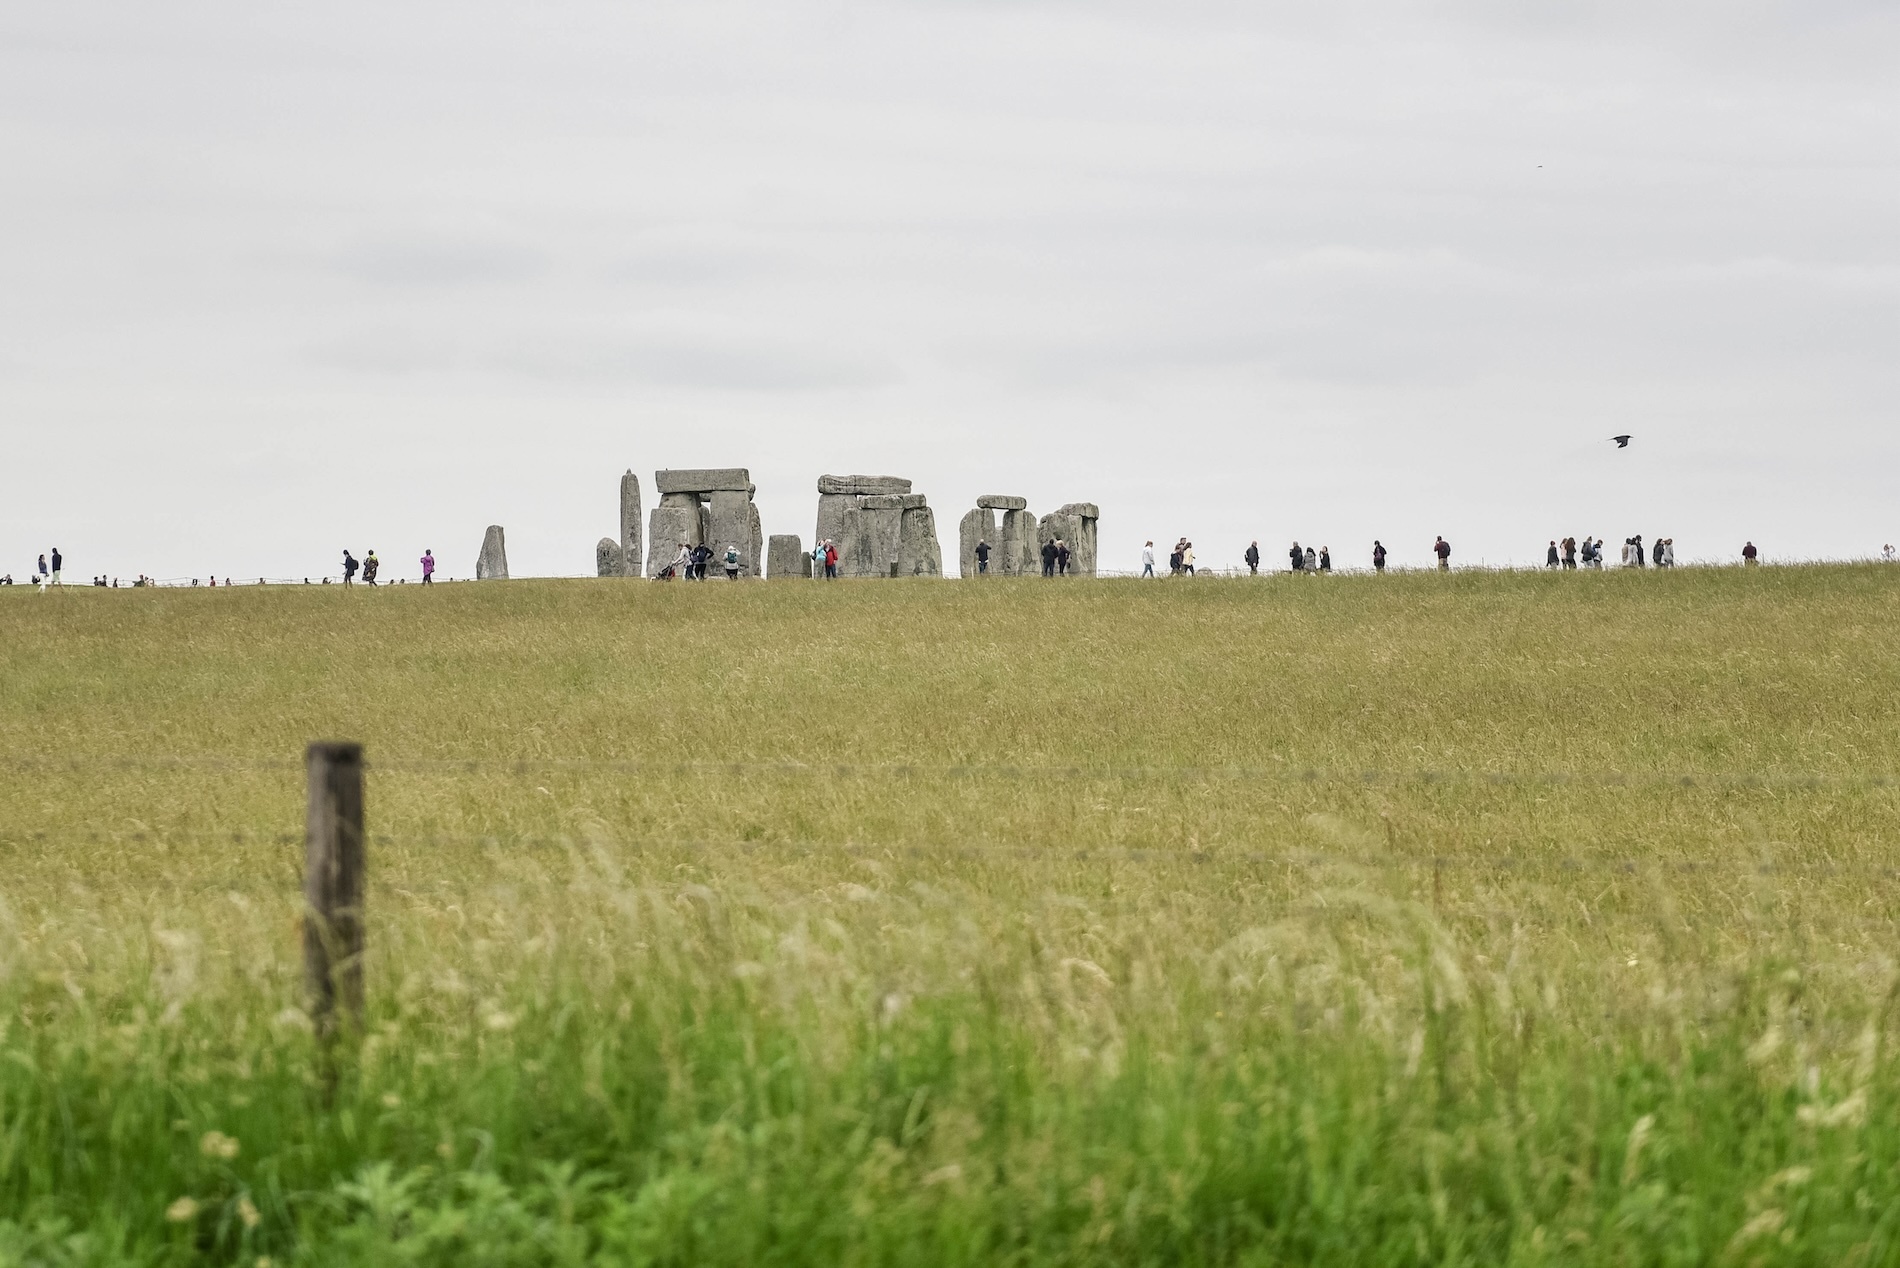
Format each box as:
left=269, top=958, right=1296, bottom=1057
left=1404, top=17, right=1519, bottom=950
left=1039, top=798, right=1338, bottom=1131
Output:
left=3, top=0, right=1897, bottom=580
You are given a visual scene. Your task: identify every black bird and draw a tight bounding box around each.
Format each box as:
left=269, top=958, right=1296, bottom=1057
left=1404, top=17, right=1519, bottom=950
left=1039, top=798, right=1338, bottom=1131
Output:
left=1611, top=434, right=1632, bottom=448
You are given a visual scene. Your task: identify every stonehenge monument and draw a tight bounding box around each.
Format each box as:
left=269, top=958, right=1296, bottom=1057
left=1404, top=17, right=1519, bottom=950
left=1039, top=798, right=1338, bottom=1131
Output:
left=646, top=468, right=762, bottom=578
left=619, top=470, right=642, bottom=577
left=596, top=538, right=624, bottom=576
left=767, top=534, right=810, bottom=578
left=476, top=525, right=508, bottom=580
left=815, top=476, right=941, bottom=577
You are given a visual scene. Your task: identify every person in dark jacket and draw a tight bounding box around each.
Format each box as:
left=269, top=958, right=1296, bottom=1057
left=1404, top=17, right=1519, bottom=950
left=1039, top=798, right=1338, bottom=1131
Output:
left=1547, top=541, right=1560, bottom=568
left=1041, top=538, right=1057, bottom=577
left=1318, top=546, right=1332, bottom=573
left=1055, top=539, right=1071, bottom=576
left=974, top=539, right=990, bottom=574
left=1289, top=542, right=1304, bottom=573
left=342, top=550, right=358, bottom=586
left=1244, top=541, right=1260, bottom=575
left=1372, top=541, right=1387, bottom=572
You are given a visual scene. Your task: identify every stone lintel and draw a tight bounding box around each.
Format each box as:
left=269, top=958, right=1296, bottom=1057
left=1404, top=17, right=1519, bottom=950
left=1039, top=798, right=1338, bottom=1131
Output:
left=976, top=494, right=1027, bottom=511
left=859, top=494, right=906, bottom=510
left=1058, top=502, right=1100, bottom=519
left=655, top=467, right=751, bottom=494
left=818, top=474, right=912, bottom=496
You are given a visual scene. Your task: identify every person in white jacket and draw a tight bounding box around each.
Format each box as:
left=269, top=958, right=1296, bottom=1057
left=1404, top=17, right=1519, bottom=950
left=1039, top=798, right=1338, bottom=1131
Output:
left=1141, top=542, right=1155, bottom=578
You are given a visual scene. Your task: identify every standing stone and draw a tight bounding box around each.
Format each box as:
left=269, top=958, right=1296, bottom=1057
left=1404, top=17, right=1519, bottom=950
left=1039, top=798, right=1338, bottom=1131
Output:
left=858, top=495, right=905, bottom=578
left=619, top=471, right=643, bottom=577
left=1038, top=511, right=1084, bottom=574
left=767, top=534, right=806, bottom=579
left=476, top=526, right=508, bottom=580
left=596, top=538, right=624, bottom=577
left=999, top=508, right=1037, bottom=577
left=1057, top=503, right=1100, bottom=577
left=748, top=504, right=764, bottom=578
left=959, top=507, right=997, bottom=578
left=707, top=489, right=751, bottom=568
left=898, top=506, right=942, bottom=577
left=647, top=492, right=701, bottom=577
left=837, top=504, right=871, bottom=578
left=815, top=493, right=854, bottom=561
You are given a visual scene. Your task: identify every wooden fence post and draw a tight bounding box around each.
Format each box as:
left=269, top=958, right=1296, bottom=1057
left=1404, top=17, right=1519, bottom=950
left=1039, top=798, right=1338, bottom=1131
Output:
left=304, top=741, right=366, bottom=1037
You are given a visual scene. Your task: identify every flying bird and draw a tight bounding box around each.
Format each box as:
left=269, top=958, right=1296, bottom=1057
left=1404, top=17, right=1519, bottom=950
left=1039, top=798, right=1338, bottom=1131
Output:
left=1611, top=434, right=1632, bottom=448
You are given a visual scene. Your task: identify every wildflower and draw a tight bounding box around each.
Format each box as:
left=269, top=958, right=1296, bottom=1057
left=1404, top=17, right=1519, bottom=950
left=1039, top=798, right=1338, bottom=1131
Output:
left=238, top=1196, right=261, bottom=1229
left=380, top=1092, right=402, bottom=1109
left=483, top=1010, right=517, bottom=1032
left=165, top=1196, right=199, bottom=1222
left=199, top=1130, right=240, bottom=1160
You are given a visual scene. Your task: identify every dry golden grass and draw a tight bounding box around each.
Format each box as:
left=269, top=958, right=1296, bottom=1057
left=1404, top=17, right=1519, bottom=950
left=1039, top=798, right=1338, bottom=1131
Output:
left=0, top=565, right=1897, bottom=1264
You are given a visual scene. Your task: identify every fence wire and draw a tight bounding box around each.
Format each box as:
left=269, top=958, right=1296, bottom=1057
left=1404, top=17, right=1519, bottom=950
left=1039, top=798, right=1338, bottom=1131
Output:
left=3, top=824, right=1897, bottom=881
left=1, top=754, right=1893, bottom=792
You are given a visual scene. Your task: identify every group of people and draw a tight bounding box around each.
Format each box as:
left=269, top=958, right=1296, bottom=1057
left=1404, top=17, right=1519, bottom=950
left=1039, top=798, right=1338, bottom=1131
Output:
left=340, top=549, right=435, bottom=586
left=961, top=536, right=1074, bottom=576
left=657, top=541, right=743, bottom=581
left=1542, top=536, right=1681, bottom=568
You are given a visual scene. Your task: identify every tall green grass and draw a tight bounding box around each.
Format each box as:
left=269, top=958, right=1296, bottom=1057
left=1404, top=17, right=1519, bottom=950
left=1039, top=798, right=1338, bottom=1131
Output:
left=1, top=566, right=1897, bottom=1264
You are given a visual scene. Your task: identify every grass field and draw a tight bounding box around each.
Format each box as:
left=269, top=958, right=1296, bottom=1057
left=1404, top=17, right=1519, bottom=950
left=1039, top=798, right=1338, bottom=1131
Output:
left=3, top=565, right=1899, bottom=1265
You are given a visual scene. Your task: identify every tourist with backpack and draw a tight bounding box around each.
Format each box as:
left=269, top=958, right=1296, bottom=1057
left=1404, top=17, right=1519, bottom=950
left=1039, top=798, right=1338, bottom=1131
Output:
left=723, top=544, right=741, bottom=580
left=342, top=550, right=358, bottom=586
left=1433, top=537, right=1450, bottom=570
left=1244, top=541, right=1260, bottom=575
left=1372, top=541, right=1387, bottom=572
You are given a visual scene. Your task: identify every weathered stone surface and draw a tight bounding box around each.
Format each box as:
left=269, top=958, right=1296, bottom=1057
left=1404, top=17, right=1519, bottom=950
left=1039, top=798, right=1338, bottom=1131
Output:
left=1056, top=504, right=1099, bottom=576
left=814, top=493, right=853, bottom=558
left=1057, top=502, right=1100, bottom=521
left=959, top=507, right=997, bottom=577
left=655, top=467, right=750, bottom=494
left=476, top=525, right=508, bottom=580
left=708, top=489, right=751, bottom=570
left=619, top=471, right=643, bottom=577
left=859, top=494, right=905, bottom=511
left=748, top=504, right=764, bottom=577
left=646, top=493, right=701, bottom=577
left=837, top=505, right=871, bottom=578
left=596, top=538, right=624, bottom=577
left=862, top=504, right=903, bottom=578
left=999, top=508, right=1037, bottom=576
left=895, top=493, right=927, bottom=510
left=976, top=494, right=1027, bottom=511
left=767, top=534, right=806, bottom=579
left=1038, top=511, right=1086, bottom=575
left=898, top=506, right=942, bottom=577
left=818, top=474, right=911, bottom=496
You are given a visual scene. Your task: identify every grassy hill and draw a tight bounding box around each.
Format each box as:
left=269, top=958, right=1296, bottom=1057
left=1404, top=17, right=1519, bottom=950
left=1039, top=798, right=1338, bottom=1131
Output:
left=2, top=566, right=1898, bottom=1264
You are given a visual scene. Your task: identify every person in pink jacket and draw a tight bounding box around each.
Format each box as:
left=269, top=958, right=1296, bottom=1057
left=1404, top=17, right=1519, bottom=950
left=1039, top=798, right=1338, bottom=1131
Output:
left=420, top=550, right=435, bottom=584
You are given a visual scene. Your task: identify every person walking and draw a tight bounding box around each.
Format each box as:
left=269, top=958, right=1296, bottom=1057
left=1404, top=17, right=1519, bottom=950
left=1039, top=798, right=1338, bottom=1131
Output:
left=1662, top=538, right=1675, bottom=567
left=1372, top=540, right=1386, bottom=572
left=1041, top=537, right=1057, bottom=578
left=723, top=544, right=741, bottom=580
left=1141, top=541, right=1154, bottom=577
left=1743, top=541, right=1759, bottom=566
left=1884, top=544, right=1896, bottom=562
left=1181, top=542, right=1196, bottom=577
left=1244, top=541, right=1260, bottom=575
left=666, top=540, right=691, bottom=580
left=420, top=549, right=435, bottom=583
left=1168, top=541, right=1184, bottom=576
left=1055, top=539, right=1071, bottom=576
left=1289, top=542, right=1303, bottom=573
left=362, top=550, right=380, bottom=586
left=1547, top=541, right=1560, bottom=568
left=1318, top=546, right=1332, bottom=574
left=975, top=538, right=992, bottom=575
left=1650, top=537, right=1664, bottom=567
left=1303, top=545, right=1317, bottom=573
left=342, top=550, right=358, bottom=586
left=49, top=548, right=62, bottom=586
left=35, top=554, right=48, bottom=592
left=1433, top=536, right=1450, bottom=571
left=1562, top=537, right=1577, bottom=569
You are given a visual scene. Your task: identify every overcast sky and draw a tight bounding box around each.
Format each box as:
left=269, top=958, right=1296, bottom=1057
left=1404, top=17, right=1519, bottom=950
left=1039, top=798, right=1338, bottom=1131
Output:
left=3, top=0, right=1896, bottom=580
